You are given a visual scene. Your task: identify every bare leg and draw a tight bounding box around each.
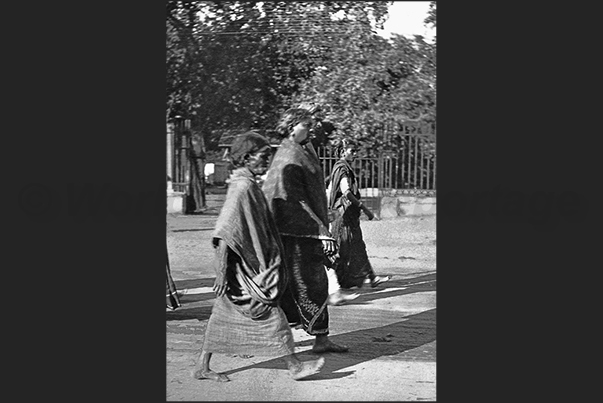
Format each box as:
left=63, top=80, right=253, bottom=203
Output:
left=326, top=266, right=341, bottom=296
left=191, top=350, right=230, bottom=382
left=282, top=354, right=326, bottom=380
left=312, top=334, right=349, bottom=354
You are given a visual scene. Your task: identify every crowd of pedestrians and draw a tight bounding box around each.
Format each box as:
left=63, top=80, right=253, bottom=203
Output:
left=168, top=104, right=390, bottom=382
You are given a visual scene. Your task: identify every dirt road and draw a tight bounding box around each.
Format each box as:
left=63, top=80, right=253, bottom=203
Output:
left=166, top=194, right=436, bottom=401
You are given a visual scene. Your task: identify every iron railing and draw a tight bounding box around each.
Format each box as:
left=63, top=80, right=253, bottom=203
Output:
left=169, top=119, right=191, bottom=195
left=168, top=119, right=437, bottom=213
left=316, top=133, right=436, bottom=197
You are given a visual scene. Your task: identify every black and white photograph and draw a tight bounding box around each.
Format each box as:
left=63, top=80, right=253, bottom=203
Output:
left=166, top=1, right=436, bottom=400
left=10, top=1, right=598, bottom=401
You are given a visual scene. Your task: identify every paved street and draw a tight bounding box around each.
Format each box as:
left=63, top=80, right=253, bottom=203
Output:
left=166, top=193, right=436, bottom=401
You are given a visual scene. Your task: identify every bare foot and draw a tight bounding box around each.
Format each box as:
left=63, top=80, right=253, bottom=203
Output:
left=328, top=291, right=360, bottom=306
left=191, top=368, right=230, bottom=382
left=364, top=275, right=391, bottom=288
left=312, top=340, right=349, bottom=354
left=289, top=357, right=325, bottom=380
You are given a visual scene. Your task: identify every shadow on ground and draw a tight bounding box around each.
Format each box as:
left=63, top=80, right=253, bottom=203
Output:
left=221, top=308, right=436, bottom=380
left=174, top=278, right=215, bottom=290
left=172, top=228, right=215, bottom=232
left=166, top=305, right=213, bottom=321
left=347, top=273, right=436, bottom=306
left=166, top=272, right=436, bottom=323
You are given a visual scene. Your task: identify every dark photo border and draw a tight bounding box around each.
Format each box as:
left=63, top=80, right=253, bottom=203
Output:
left=6, top=2, right=596, bottom=402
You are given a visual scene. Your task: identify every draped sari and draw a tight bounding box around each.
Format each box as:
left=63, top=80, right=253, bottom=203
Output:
left=327, top=159, right=376, bottom=288
left=262, top=139, right=333, bottom=335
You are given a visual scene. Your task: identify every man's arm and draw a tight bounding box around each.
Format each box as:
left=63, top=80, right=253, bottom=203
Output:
left=212, top=238, right=229, bottom=296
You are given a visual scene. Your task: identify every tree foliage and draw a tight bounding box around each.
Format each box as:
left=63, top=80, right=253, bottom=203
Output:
left=166, top=1, right=436, bottom=154
left=424, top=1, right=436, bottom=28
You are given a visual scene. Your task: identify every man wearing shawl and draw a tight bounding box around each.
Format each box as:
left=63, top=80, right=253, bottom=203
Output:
left=191, top=131, right=325, bottom=382
left=262, top=108, right=349, bottom=354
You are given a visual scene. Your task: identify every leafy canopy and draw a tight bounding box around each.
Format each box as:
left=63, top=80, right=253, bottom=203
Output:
left=166, top=1, right=436, bottom=153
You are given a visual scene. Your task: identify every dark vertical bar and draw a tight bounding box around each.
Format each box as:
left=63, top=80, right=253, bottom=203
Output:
left=406, top=136, right=412, bottom=189
left=389, top=155, right=396, bottom=189
left=382, top=156, right=386, bottom=190
left=379, top=156, right=388, bottom=189
left=419, top=137, right=424, bottom=189
left=388, top=155, right=396, bottom=189
left=174, top=122, right=179, bottom=184
left=395, top=150, right=400, bottom=189
left=183, top=119, right=190, bottom=185
left=413, top=135, right=418, bottom=188
left=377, top=155, right=381, bottom=191
left=401, top=135, right=406, bottom=189
left=371, top=159, right=379, bottom=195
left=358, top=158, right=363, bottom=189
left=410, top=135, right=414, bottom=189
left=324, top=147, right=327, bottom=176
left=398, top=144, right=403, bottom=190
left=331, top=147, right=334, bottom=180
left=393, top=156, right=396, bottom=190
left=404, top=134, right=408, bottom=189
left=178, top=121, right=183, bottom=184
left=177, top=120, right=182, bottom=184
left=321, top=146, right=325, bottom=175
left=430, top=149, right=434, bottom=190
left=372, top=159, right=376, bottom=195
left=175, top=121, right=181, bottom=184
left=384, top=156, right=387, bottom=190
left=368, top=159, right=372, bottom=195
left=383, top=157, right=387, bottom=190
left=330, top=146, right=335, bottom=179
left=364, top=158, right=368, bottom=190
left=426, top=140, right=431, bottom=190
left=385, top=156, right=390, bottom=189
left=433, top=148, right=436, bottom=190
left=173, top=121, right=178, bottom=184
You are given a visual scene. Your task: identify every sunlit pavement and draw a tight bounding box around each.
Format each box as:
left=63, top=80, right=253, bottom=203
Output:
left=166, top=196, right=436, bottom=401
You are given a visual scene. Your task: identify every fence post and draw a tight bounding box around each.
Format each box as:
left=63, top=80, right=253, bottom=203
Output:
left=378, top=153, right=384, bottom=194
left=166, top=122, right=174, bottom=192
left=181, top=119, right=191, bottom=185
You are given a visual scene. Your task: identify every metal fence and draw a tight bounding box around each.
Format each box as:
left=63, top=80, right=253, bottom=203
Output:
left=168, top=119, right=436, bottom=204
left=167, top=119, right=187, bottom=194
left=316, top=133, right=436, bottom=196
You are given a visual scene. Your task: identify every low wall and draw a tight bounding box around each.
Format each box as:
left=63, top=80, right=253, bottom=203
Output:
left=359, top=189, right=436, bottom=219
left=381, top=195, right=436, bottom=218
left=167, top=191, right=185, bottom=214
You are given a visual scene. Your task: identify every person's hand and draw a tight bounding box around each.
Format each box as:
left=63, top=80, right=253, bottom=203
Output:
left=360, top=204, right=375, bottom=220
left=365, top=209, right=375, bottom=220
left=322, top=239, right=337, bottom=256
left=213, top=272, right=228, bottom=297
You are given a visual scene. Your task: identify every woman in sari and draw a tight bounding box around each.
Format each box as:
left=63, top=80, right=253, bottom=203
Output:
left=326, top=139, right=390, bottom=289
left=263, top=108, right=349, bottom=354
